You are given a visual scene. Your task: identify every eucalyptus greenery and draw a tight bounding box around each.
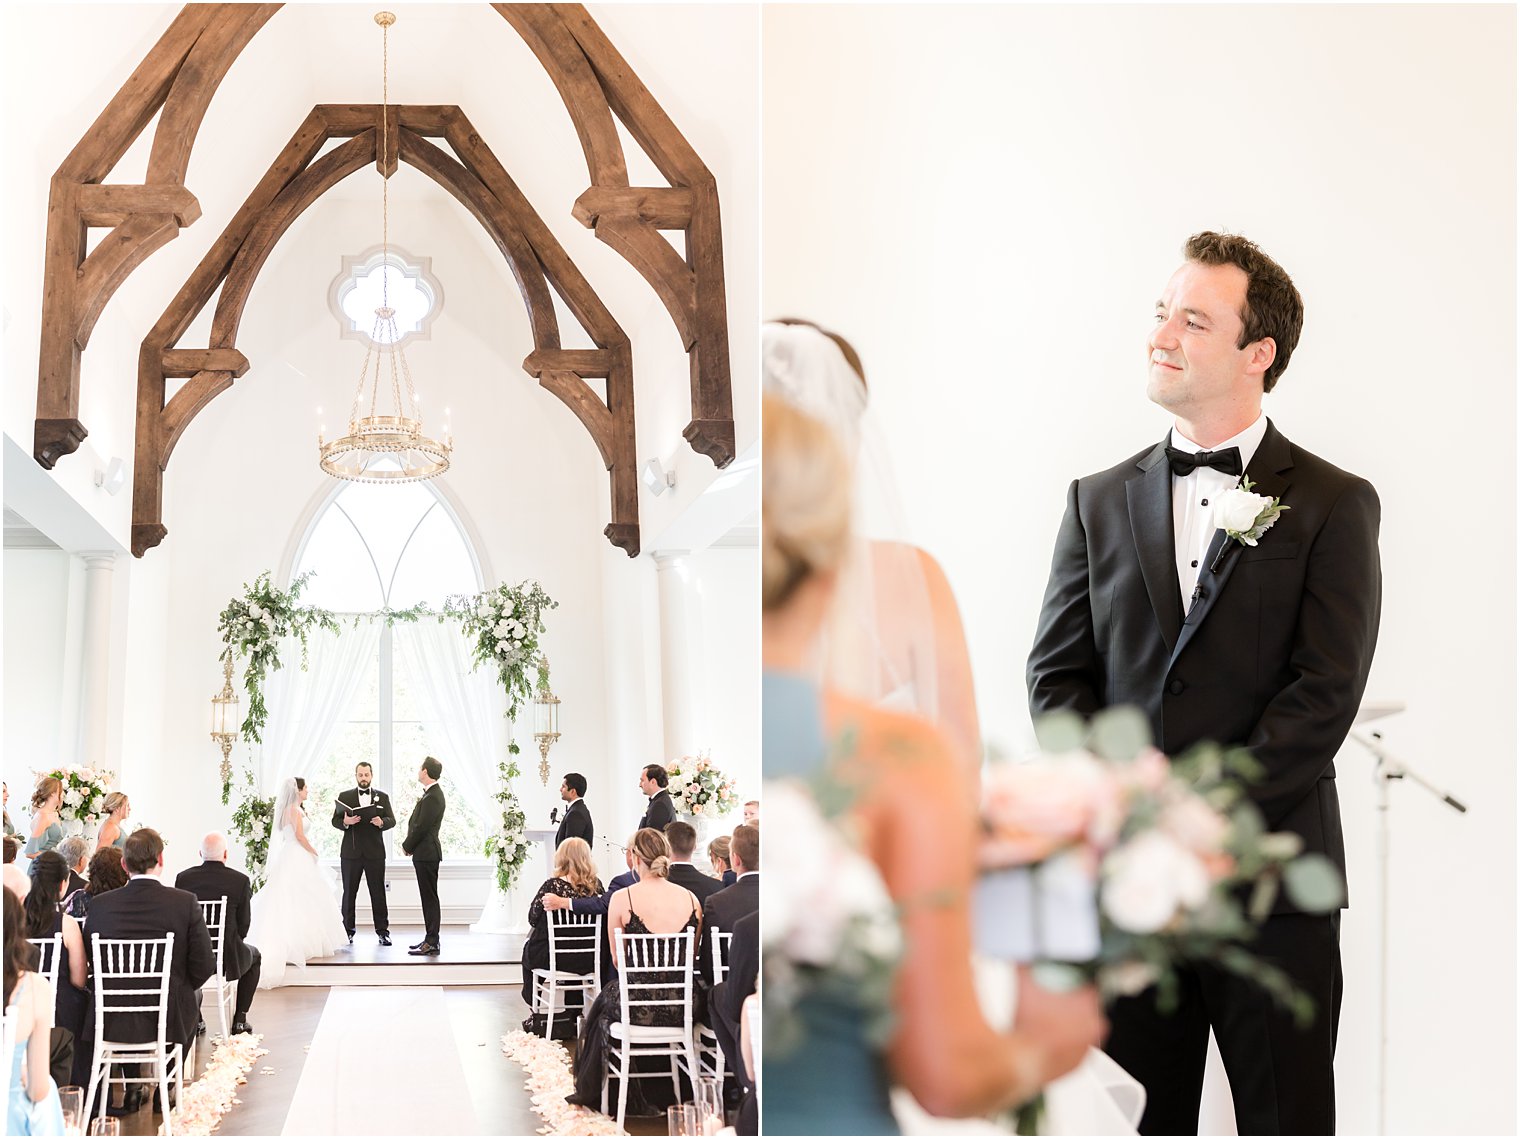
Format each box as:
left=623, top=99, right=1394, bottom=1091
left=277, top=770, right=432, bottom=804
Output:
left=228, top=768, right=276, bottom=893
left=444, top=580, right=557, bottom=719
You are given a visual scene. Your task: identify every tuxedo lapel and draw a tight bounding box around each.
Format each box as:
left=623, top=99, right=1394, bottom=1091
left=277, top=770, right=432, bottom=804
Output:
left=1126, top=440, right=1184, bottom=654
left=1168, top=420, right=1296, bottom=669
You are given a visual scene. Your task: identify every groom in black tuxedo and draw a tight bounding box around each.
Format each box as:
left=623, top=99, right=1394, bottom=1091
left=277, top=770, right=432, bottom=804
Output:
left=1028, top=232, right=1381, bottom=1135
left=403, top=756, right=446, bottom=956
left=332, top=761, right=396, bottom=946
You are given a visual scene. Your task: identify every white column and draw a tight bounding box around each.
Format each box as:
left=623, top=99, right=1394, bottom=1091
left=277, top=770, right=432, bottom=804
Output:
left=653, top=551, right=704, bottom=760
left=76, top=551, right=116, bottom=769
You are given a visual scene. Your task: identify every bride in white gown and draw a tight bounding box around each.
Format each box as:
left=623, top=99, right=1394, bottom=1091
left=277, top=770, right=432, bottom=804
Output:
left=248, top=776, right=348, bottom=988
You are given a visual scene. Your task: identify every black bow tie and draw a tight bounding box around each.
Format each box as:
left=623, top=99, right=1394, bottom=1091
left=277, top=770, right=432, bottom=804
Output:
left=1166, top=446, right=1242, bottom=478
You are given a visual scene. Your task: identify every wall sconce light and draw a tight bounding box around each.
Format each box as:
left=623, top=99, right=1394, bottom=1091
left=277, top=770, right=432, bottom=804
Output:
left=641, top=457, right=676, bottom=496
left=210, top=656, right=240, bottom=786
left=533, top=655, right=561, bottom=786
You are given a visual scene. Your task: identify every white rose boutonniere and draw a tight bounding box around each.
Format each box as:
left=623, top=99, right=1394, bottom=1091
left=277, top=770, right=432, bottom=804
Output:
left=1214, top=476, right=1288, bottom=547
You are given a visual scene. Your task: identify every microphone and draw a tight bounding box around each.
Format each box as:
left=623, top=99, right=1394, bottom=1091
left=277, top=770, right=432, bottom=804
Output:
left=550, top=807, right=560, bottom=824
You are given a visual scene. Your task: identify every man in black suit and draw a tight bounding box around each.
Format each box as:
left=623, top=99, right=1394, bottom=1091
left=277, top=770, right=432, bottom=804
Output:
left=402, top=756, right=447, bottom=956
left=637, top=764, right=676, bottom=831
left=173, top=832, right=259, bottom=1034
left=1027, top=231, right=1381, bottom=1136
left=57, top=835, right=90, bottom=899
left=554, top=772, right=593, bottom=850
left=663, top=821, right=723, bottom=907
left=332, top=761, right=397, bottom=946
left=696, top=824, right=758, bottom=985
left=711, top=908, right=758, bottom=1131
left=83, top=829, right=216, bottom=1061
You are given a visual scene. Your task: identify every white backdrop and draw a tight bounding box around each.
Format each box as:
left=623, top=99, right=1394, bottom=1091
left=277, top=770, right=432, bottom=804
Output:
left=764, top=5, right=1515, bottom=1135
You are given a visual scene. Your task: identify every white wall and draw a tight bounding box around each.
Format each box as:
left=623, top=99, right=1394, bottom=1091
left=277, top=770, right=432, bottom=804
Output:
left=763, top=5, right=1515, bottom=1135
left=2, top=548, right=76, bottom=769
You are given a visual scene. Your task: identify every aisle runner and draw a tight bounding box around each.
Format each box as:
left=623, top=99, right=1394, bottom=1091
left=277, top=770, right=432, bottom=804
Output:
left=282, top=987, right=482, bottom=1135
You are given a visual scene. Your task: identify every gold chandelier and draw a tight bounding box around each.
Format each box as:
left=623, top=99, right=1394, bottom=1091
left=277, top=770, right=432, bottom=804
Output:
left=319, top=11, right=451, bottom=484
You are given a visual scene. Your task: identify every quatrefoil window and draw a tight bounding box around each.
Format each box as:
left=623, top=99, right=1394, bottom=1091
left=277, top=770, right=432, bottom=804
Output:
left=328, top=246, right=443, bottom=348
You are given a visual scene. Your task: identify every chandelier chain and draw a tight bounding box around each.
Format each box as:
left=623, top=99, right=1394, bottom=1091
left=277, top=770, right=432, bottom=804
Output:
left=381, top=15, right=389, bottom=314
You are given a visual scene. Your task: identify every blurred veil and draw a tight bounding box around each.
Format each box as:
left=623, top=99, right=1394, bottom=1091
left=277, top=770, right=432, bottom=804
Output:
left=269, top=776, right=300, bottom=852
left=762, top=321, right=941, bottom=727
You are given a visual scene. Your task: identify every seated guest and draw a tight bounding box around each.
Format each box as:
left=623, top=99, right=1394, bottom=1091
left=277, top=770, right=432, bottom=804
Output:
left=708, top=836, right=736, bottom=887
left=173, top=832, right=261, bottom=1034
left=81, top=829, right=215, bottom=1067
left=521, top=838, right=604, bottom=1027
left=24, top=778, right=64, bottom=859
left=95, top=793, right=131, bottom=852
left=567, top=828, right=703, bottom=1114
left=696, top=824, right=759, bottom=985
left=743, top=800, right=759, bottom=827
left=542, top=833, right=640, bottom=984
left=56, top=837, right=90, bottom=903
left=66, top=847, right=127, bottom=922
left=5, top=889, right=66, bottom=1135
left=24, top=852, right=89, bottom=1089
left=4, top=836, right=29, bottom=900
left=664, top=822, right=724, bottom=906
left=712, top=908, right=759, bottom=1131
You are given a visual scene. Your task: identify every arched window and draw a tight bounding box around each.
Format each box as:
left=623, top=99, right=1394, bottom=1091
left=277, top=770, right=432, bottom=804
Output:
left=291, top=480, right=486, bottom=861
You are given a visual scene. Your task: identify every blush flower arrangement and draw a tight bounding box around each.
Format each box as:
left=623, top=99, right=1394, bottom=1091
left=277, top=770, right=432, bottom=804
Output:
left=43, top=765, right=114, bottom=826
left=978, top=707, right=1343, bottom=1132
left=665, top=752, right=741, bottom=818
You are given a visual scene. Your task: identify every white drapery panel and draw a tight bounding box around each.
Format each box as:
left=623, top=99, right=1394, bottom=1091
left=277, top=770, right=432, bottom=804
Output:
left=258, top=622, right=382, bottom=797
left=393, top=619, right=507, bottom=835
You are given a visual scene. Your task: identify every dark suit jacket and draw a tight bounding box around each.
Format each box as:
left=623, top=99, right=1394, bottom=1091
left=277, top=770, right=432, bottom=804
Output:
left=554, top=799, right=594, bottom=850
left=66, top=869, right=88, bottom=897
left=83, top=877, right=216, bottom=1049
left=710, top=909, right=758, bottom=1090
left=331, top=787, right=397, bottom=859
left=173, top=860, right=254, bottom=980
left=639, top=789, right=676, bottom=831
left=402, top=783, right=446, bottom=861
left=697, top=873, right=759, bottom=982
left=1027, top=421, right=1381, bottom=911
left=668, top=862, right=725, bottom=907
left=569, top=870, right=638, bottom=982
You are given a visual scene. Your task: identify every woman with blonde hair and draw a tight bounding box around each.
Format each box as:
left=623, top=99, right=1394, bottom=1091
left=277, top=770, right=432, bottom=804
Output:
left=23, top=778, right=63, bottom=860
left=707, top=835, right=736, bottom=886
left=521, top=837, right=605, bottom=994
left=566, top=827, right=703, bottom=1113
left=762, top=377, right=1107, bottom=1135
left=95, top=792, right=130, bottom=851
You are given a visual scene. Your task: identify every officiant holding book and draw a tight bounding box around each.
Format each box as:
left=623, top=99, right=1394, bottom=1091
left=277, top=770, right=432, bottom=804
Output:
left=332, top=761, right=396, bottom=946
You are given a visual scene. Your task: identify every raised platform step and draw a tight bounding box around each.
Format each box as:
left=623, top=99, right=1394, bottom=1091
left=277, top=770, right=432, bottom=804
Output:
left=284, top=926, right=526, bottom=987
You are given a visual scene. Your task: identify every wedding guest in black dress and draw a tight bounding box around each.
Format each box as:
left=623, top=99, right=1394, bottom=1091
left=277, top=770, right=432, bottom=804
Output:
left=23, top=851, right=88, bottom=1086
left=567, top=828, right=702, bottom=1115
left=521, top=838, right=604, bottom=993
left=707, top=836, right=737, bottom=887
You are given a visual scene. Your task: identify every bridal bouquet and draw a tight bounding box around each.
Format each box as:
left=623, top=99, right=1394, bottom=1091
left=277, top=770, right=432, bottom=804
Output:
left=761, top=779, right=900, bottom=1054
left=977, top=707, right=1344, bottom=1022
left=43, top=765, right=114, bottom=826
left=666, top=752, right=741, bottom=818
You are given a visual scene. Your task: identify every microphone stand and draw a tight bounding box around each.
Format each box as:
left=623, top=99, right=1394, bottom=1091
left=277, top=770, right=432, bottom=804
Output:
left=1348, top=728, right=1468, bottom=1136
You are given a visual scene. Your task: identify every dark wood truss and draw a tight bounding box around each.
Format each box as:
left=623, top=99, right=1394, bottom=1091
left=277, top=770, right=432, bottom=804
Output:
left=33, top=4, right=734, bottom=560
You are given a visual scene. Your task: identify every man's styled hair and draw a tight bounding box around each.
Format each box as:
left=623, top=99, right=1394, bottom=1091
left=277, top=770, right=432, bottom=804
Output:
left=664, top=820, right=698, bottom=858
left=730, top=824, right=758, bottom=873
left=355, top=762, right=373, bottom=774
left=1183, top=231, right=1303, bottom=393
left=642, top=764, right=669, bottom=789
left=422, top=756, right=443, bottom=781
left=563, top=772, right=587, bottom=798
left=123, top=827, right=165, bottom=875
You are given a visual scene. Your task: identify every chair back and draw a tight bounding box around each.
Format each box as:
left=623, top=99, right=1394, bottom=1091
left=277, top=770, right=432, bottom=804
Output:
left=27, top=933, right=64, bottom=993
left=613, top=929, right=695, bottom=1035
left=198, top=897, right=228, bottom=978
left=547, top=909, right=601, bottom=978
left=707, top=927, right=733, bottom=986
left=90, top=933, right=174, bottom=1046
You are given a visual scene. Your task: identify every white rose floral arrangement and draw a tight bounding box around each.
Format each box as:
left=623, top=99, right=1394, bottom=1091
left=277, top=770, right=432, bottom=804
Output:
left=44, top=765, right=114, bottom=826
left=666, top=752, right=741, bottom=818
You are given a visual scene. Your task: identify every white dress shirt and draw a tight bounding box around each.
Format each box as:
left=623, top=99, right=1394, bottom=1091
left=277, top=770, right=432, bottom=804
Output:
left=1170, top=415, right=1268, bottom=610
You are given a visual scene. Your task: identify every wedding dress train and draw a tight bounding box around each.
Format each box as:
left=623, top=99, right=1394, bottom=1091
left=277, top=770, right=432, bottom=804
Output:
left=247, top=794, right=347, bottom=989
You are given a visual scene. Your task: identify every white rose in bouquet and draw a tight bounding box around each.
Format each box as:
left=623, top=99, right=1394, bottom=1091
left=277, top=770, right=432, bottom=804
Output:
left=1102, top=830, right=1210, bottom=934
left=1213, top=487, right=1273, bottom=537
